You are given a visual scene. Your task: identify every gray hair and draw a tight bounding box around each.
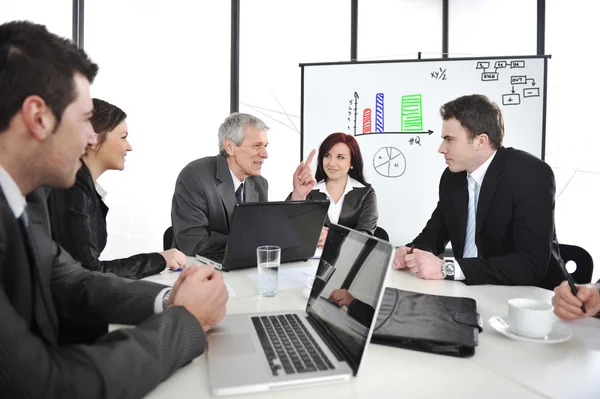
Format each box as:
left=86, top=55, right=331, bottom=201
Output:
left=218, top=113, right=270, bottom=156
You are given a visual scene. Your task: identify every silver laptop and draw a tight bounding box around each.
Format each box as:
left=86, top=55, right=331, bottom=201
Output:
left=207, top=224, right=394, bottom=396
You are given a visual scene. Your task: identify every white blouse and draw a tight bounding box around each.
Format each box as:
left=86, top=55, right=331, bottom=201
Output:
left=314, top=176, right=365, bottom=224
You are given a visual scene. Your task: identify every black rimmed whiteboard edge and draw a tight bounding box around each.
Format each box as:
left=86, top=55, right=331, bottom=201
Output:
left=299, top=54, right=551, bottom=68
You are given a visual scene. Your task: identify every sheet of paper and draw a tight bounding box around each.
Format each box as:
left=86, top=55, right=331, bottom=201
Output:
left=246, top=265, right=317, bottom=291
left=311, top=247, right=323, bottom=259
left=159, top=278, right=236, bottom=297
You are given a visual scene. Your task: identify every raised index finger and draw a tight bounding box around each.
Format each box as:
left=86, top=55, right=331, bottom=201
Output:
left=304, top=149, right=316, bottom=166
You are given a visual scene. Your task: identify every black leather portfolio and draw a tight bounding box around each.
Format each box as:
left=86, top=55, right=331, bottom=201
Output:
left=371, top=287, right=483, bottom=358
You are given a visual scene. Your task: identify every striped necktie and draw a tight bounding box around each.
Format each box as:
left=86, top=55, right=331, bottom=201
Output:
left=463, top=175, right=479, bottom=258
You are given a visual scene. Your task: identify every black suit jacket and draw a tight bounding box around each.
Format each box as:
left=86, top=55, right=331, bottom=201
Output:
left=46, top=160, right=166, bottom=279
left=0, top=188, right=205, bottom=398
left=171, top=154, right=269, bottom=256
left=411, top=147, right=563, bottom=288
left=303, top=185, right=378, bottom=235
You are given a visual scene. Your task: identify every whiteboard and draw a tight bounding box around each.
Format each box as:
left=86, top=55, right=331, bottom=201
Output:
left=301, top=56, right=548, bottom=246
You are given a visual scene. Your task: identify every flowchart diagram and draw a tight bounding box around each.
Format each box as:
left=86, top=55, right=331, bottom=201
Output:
left=476, top=60, right=540, bottom=106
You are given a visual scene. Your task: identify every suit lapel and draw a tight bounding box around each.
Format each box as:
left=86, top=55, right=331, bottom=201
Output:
left=476, top=148, right=505, bottom=236
left=339, top=188, right=358, bottom=224
left=244, top=178, right=259, bottom=203
left=25, top=191, right=59, bottom=345
left=453, top=173, right=468, bottom=257
left=215, top=155, right=236, bottom=225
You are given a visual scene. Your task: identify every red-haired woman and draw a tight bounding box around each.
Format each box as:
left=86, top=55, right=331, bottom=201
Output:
left=294, top=132, right=378, bottom=247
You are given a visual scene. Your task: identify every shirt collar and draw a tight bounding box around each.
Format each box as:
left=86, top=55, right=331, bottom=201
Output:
left=468, top=150, right=497, bottom=186
left=0, top=165, right=26, bottom=218
left=315, top=176, right=365, bottom=195
left=94, top=181, right=108, bottom=201
left=229, top=168, right=245, bottom=192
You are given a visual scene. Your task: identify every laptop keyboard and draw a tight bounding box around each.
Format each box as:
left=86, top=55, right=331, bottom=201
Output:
left=252, top=314, right=335, bottom=376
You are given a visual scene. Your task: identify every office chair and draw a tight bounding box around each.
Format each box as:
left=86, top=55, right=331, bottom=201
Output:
left=163, top=226, right=173, bottom=251
left=374, top=226, right=389, bottom=242
left=559, top=244, right=594, bottom=284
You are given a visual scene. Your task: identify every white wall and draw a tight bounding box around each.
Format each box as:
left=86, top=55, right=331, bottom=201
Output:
left=545, top=0, right=600, bottom=282
left=84, top=0, right=230, bottom=259
left=238, top=0, right=351, bottom=201
left=0, top=0, right=72, bottom=39
left=358, top=0, right=442, bottom=60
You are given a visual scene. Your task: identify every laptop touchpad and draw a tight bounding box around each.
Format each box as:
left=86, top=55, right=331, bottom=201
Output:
left=211, top=333, right=256, bottom=356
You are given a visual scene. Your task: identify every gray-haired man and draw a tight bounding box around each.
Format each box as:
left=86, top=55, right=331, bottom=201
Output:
left=171, top=113, right=315, bottom=256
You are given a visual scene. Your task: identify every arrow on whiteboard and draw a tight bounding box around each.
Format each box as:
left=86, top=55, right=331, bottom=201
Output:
left=353, top=92, right=359, bottom=136
left=357, top=130, right=434, bottom=136
left=526, top=78, right=536, bottom=86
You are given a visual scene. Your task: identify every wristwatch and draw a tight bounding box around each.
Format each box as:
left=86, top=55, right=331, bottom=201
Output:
left=162, top=289, right=171, bottom=311
left=442, top=258, right=455, bottom=280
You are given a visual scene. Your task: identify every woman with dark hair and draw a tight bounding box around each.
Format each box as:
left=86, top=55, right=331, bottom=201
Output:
left=293, top=132, right=378, bottom=247
left=47, top=98, right=186, bottom=279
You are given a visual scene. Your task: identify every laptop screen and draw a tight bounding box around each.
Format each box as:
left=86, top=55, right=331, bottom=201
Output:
left=224, top=200, right=329, bottom=268
left=305, top=224, right=392, bottom=375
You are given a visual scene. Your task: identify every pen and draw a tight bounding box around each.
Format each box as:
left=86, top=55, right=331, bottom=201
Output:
left=552, top=247, right=586, bottom=314
left=407, top=244, right=415, bottom=255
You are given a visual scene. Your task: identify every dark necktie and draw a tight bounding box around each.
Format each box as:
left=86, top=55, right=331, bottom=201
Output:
left=235, top=182, right=244, bottom=204
left=18, top=207, right=34, bottom=262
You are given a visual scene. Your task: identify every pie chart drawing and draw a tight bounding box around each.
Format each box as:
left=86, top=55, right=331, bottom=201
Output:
left=373, top=147, right=406, bottom=178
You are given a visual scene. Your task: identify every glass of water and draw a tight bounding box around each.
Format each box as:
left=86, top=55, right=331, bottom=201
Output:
left=257, top=246, right=280, bottom=297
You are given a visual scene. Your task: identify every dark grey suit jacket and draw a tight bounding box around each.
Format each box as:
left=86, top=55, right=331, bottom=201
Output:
left=304, top=185, right=378, bottom=235
left=411, top=147, right=563, bottom=288
left=0, top=188, right=206, bottom=398
left=171, top=154, right=269, bottom=256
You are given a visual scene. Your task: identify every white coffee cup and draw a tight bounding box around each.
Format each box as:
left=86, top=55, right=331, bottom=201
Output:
left=507, top=298, right=553, bottom=338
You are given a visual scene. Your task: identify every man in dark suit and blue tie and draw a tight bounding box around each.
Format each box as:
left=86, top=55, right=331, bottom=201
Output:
left=0, top=21, right=228, bottom=398
left=392, top=94, right=563, bottom=288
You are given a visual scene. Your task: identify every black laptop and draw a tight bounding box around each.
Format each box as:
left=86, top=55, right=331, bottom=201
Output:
left=196, top=200, right=329, bottom=271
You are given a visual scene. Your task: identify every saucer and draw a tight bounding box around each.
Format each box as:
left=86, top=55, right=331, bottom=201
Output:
left=488, top=316, right=572, bottom=344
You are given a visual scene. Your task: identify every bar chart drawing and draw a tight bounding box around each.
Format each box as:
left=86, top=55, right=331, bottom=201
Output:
left=373, top=147, right=406, bottom=178
left=375, top=93, right=385, bottom=132
left=401, top=94, right=423, bottom=132
left=352, top=91, right=431, bottom=136
left=363, top=108, right=371, bottom=134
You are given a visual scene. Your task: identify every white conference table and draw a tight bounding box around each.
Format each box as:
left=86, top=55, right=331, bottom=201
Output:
left=142, top=259, right=600, bottom=399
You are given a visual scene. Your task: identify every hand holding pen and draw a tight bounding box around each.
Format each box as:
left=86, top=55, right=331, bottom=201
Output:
left=552, top=281, right=600, bottom=320
left=551, top=246, right=587, bottom=314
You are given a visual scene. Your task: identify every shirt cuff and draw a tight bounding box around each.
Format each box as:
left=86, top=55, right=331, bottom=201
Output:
left=452, top=258, right=466, bottom=281
left=154, top=287, right=171, bottom=314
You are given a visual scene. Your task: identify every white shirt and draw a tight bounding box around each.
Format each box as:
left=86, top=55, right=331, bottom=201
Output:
left=454, top=151, right=497, bottom=280
left=94, top=181, right=108, bottom=201
left=0, top=166, right=169, bottom=314
left=0, top=165, right=26, bottom=218
left=229, top=168, right=245, bottom=202
left=314, top=176, right=365, bottom=224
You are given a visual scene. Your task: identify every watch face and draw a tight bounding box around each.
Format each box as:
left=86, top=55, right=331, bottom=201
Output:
left=444, top=261, right=455, bottom=275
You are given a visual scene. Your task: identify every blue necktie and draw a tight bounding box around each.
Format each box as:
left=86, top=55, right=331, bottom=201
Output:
left=463, top=175, right=479, bottom=258
left=235, top=183, right=244, bottom=204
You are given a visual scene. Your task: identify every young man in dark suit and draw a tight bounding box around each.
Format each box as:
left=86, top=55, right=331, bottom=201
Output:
left=392, top=94, right=563, bottom=288
left=0, top=21, right=228, bottom=398
left=171, top=113, right=315, bottom=256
